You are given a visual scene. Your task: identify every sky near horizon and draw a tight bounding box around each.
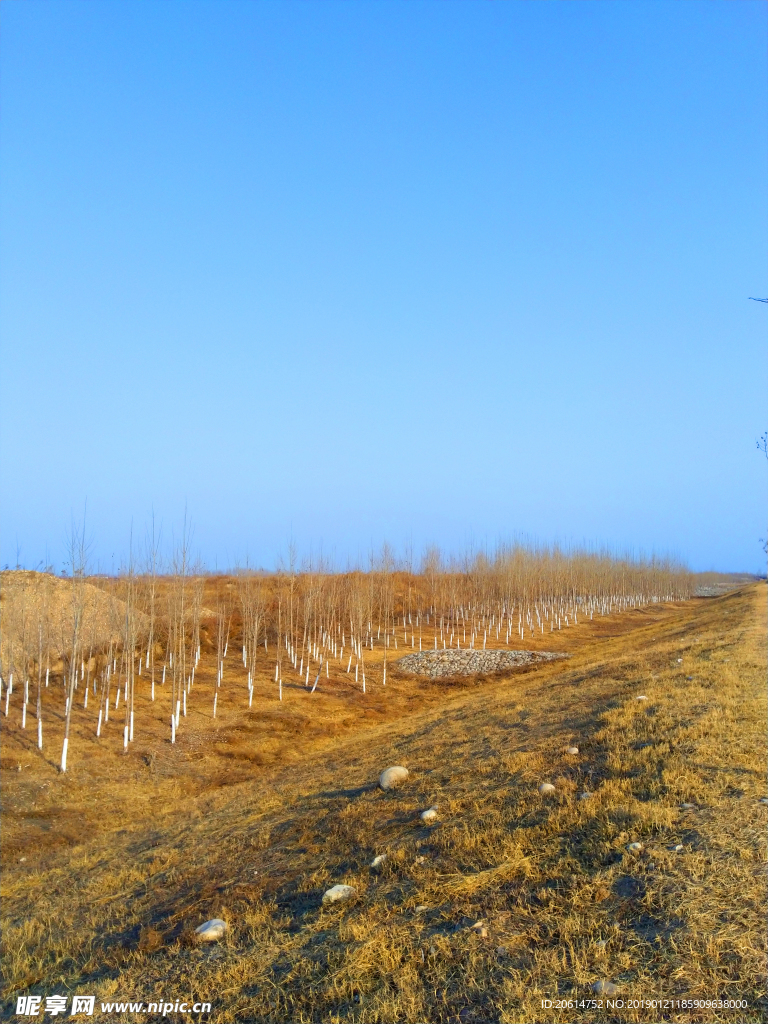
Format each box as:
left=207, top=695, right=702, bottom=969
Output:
left=1, top=1, right=766, bottom=574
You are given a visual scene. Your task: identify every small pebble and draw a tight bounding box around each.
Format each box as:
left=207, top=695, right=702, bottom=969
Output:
left=415, top=905, right=428, bottom=913
left=579, top=791, right=593, bottom=800
left=322, top=884, right=356, bottom=904
left=636, top=695, right=648, bottom=701
left=626, top=842, right=643, bottom=853
left=669, top=844, right=683, bottom=852
left=759, top=797, right=768, bottom=806
left=420, top=806, right=439, bottom=823
left=566, top=746, right=579, bottom=755
left=195, top=919, right=227, bottom=942
left=414, top=856, right=426, bottom=865
left=538, top=782, right=556, bottom=796
left=592, top=980, right=619, bottom=996
left=379, top=766, right=409, bottom=790
left=19, top=857, right=26, bottom=863
left=680, top=802, right=696, bottom=810
left=371, top=854, right=387, bottom=868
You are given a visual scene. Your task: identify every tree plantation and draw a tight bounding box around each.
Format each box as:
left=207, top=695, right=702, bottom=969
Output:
left=0, top=541, right=691, bottom=775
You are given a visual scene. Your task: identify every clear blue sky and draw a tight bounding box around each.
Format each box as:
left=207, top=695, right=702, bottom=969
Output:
left=1, top=1, right=766, bottom=574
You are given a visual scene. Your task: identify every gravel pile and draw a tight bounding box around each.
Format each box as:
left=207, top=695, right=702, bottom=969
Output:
left=396, top=648, right=567, bottom=678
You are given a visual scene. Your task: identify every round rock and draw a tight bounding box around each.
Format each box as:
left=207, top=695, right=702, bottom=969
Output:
left=566, top=746, right=579, bottom=755
left=636, top=695, right=648, bottom=701
left=579, top=792, right=593, bottom=800
left=538, top=782, right=556, bottom=796
left=371, top=854, right=387, bottom=868
left=420, top=806, right=438, bottom=823
left=323, top=884, right=356, bottom=904
left=592, top=980, right=619, bottom=996
left=626, top=842, right=643, bottom=854
left=379, top=766, right=409, bottom=790
left=195, top=919, right=227, bottom=942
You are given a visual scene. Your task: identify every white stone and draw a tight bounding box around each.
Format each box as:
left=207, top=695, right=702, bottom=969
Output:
left=592, top=980, right=619, bottom=996
left=420, top=806, right=438, bottom=823
left=680, top=802, right=696, bottom=810
left=759, top=797, right=768, bottom=805
left=538, top=782, right=556, bottom=795
left=566, top=746, right=579, bottom=755
left=371, top=854, right=387, bottom=868
left=195, top=919, right=227, bottom=942
left=626, top=842, right=643, bottom=853
left=669, top=844, right=683, bottom=852
left=322, top=884, right=356, bottom=904
left=636, top=695, right=648, bottom=701
left=579, top=792, right=592, bottom=800
left=379, top=766, right=409, bottom=790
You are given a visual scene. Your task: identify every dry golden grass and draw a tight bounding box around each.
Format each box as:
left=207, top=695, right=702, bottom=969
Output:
left=1, top=585, right=766, bottom=1023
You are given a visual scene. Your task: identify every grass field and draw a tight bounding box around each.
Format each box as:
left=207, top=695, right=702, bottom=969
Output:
left=1, top=583, right=766, bottom=1023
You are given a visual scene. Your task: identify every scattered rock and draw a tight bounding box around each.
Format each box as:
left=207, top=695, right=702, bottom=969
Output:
left=636, top=695, right=648, bottom=701
left=470, top=920, right=488, bottom=938
left=415, top=905, right=428, bottom=913
left=759, top=797, right=768, bottom=806
left=414, top=856, right=426, bottom=866
left=195, top=919, right=227, bottom=942
left=538, top=782, right=556, bottom=796
left=371, top=854, right=387, bottom=868
left=379, top=766, right=409, bottom=790
left=420, top=806, right=439, bottom=823
left=669, top=844, right=683, bottom=853
left=566, top=746, right=579, bottom=755
left=322, top=884, right=356, bottom=904
left=626, top=842, right=643, bottom=854
left=579, top=792, right=593, bottom=800
left=397, top=648, right=567, bottom=679
left=680, top=802, right=696, bottom=810
left=592, top=980, right=619, bottom=996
